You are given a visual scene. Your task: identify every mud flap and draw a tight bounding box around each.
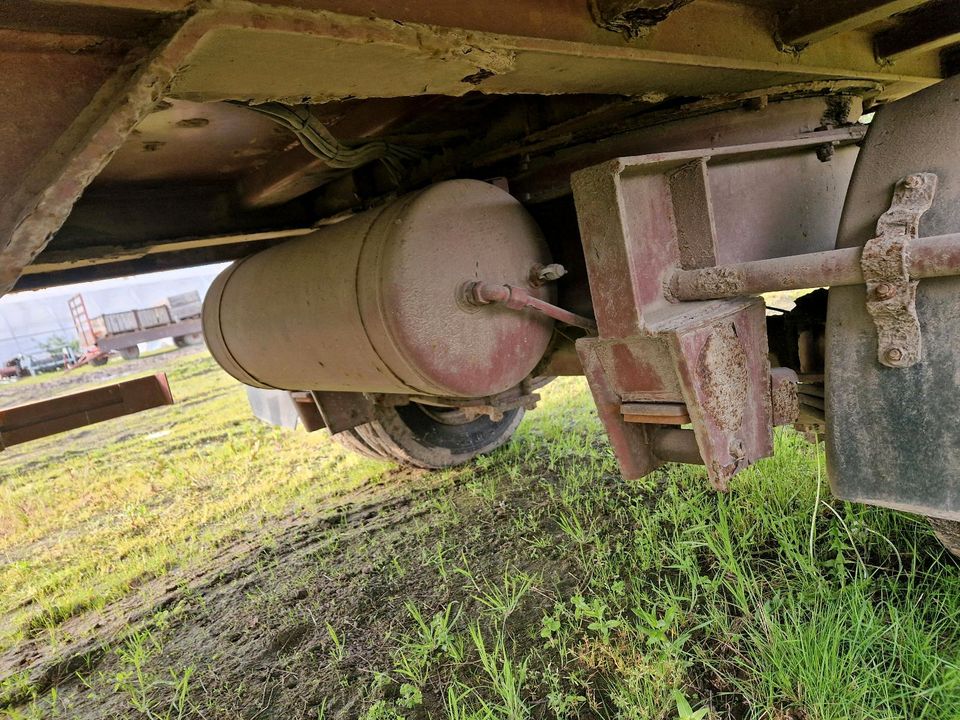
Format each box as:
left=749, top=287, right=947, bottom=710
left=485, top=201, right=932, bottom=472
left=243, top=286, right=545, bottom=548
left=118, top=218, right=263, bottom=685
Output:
left=826, top=75, right=960, bottom=520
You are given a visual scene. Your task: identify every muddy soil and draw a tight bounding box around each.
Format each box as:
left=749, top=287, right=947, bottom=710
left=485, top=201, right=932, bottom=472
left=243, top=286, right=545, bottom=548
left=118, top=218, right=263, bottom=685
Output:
left=2, top=454, right=580, bottom=719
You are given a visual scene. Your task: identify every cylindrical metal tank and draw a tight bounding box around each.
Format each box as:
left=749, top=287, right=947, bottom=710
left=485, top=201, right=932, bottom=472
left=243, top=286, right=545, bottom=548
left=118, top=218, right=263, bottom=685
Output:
left=204, top=180, right=554, bottom=397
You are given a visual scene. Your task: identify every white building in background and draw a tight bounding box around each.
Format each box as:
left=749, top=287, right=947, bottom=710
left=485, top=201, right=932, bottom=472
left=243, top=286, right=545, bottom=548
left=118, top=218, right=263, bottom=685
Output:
left=0, top=264, right=226, bottom=360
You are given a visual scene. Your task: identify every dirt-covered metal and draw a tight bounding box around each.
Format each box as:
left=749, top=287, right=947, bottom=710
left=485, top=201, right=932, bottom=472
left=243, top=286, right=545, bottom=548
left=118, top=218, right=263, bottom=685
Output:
left=571, top=150, right=778, bottom=489
left=861, top=172, right=937, bottom=368
left=203, top=180, right=554, bottom=397
left=827, top=72, right=960, bottom=521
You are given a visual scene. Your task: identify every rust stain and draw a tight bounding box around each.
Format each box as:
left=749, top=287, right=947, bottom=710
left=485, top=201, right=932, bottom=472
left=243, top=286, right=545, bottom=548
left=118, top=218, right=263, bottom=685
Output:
left=695, top=322, right=747, bottom=433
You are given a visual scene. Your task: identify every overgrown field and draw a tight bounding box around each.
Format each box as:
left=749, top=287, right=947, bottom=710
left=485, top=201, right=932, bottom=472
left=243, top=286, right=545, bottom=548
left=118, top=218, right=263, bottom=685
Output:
left=2, top=349, right=960, bottom=719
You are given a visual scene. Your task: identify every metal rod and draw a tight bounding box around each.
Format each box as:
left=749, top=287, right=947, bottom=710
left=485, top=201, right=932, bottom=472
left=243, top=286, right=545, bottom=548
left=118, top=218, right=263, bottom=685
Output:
left=469, top=281, right=598, bottom=332
left=651, top=428, right=704, bottom=465
left=669, top=232, right=960, bottom=301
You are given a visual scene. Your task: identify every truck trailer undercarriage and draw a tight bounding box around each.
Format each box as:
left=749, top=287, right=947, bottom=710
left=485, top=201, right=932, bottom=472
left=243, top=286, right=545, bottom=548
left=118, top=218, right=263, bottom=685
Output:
left=4, top=0, right=960, bottom=551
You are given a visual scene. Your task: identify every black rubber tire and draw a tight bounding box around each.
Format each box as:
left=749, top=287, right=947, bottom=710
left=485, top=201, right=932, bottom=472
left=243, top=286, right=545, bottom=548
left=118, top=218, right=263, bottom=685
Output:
left=173, top=333, right=204, bottom=348
left=119, top=346, right=140, bottom=360
left=929, top=518, right=960, bottom=559
left=332, top=403, right=524, bottom=468
left=331, top=428, right=385, bottom=460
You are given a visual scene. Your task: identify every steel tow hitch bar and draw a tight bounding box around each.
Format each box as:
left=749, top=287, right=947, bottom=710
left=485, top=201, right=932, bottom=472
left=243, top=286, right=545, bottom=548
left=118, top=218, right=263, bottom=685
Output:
left=570, top=147, right=960, bottom=488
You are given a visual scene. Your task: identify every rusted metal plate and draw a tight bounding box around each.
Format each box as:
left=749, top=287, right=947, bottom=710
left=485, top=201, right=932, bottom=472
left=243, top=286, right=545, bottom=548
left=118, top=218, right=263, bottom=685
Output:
left=665, top=300, right=773, bottom=489
left=576, top=339, right=659, bottom=479
left=770, top=367, right=800, bottom=426
left=292, top=392, right=327, bottom=432
left=621, top=402, right=690, bottom=425
left=0, top=373, right=173, bottom=448
left=826, top=73, right=960, bottom=520
left=312, top=392, right=374, bottom=434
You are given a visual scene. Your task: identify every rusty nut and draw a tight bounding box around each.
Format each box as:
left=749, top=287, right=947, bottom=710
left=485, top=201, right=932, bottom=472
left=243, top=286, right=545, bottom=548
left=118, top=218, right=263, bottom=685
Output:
left=884, top=347, right=904, bottom=363
left=874, top=282, right=895, bottom=299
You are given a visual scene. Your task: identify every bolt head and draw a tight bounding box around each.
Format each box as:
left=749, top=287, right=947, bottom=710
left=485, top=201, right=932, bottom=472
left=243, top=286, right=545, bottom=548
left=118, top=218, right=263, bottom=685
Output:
left=728, top=437, right=745, bottom=460
left=885, top=347, right=904, bottom=363
left=874, top=282, right=894, bottom=299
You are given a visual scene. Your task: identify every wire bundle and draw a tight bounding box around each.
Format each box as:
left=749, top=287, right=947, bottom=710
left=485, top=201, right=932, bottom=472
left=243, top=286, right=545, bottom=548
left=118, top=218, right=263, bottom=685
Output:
left=242, top=102, right=418, bottom=179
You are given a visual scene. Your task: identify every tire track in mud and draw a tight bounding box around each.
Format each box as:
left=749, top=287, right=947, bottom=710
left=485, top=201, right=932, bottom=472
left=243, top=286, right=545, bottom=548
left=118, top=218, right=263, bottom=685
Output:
left=0, top=468, right=434, bottom=707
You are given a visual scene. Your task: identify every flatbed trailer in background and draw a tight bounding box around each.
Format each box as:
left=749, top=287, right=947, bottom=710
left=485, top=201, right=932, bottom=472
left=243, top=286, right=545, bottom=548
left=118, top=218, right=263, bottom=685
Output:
left=69, top=292, right=204, bottom=363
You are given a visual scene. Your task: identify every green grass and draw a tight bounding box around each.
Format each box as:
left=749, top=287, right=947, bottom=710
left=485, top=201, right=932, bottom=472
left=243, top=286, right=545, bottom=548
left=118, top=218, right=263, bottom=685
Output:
left=0, top=352, right=386, bottom=653
left=3, top=351, right=960, bottom=719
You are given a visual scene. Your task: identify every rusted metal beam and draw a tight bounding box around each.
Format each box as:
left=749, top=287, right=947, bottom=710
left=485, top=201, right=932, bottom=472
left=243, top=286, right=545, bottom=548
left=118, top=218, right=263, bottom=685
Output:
left=20, top=228, right=314, bottom=276
left=589, top=0, right=693, bottom=38
left=621, top=402, right=690, bottom=424
left=668, top=231, right=960, bottom=301
left=778, top=0, right=933, bottom=48
left=0, top=373, right=174, bottom=448
left=875, top=2, right=960, bottom=61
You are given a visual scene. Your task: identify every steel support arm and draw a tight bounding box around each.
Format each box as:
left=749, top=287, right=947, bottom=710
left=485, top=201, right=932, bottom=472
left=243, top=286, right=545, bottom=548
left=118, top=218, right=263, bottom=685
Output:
left=668, top=231, right=960, bottom=301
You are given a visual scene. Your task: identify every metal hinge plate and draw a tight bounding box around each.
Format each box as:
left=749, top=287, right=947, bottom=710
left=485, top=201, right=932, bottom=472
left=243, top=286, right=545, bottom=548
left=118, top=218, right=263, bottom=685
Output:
left=861, top=172, right=938, bottom=368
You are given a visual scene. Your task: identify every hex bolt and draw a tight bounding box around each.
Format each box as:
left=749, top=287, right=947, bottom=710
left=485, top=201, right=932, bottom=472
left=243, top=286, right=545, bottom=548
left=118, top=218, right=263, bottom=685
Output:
left=874, top=282, right=894, bottom=299
left=884, top=347, right=904, bottom=363
left=529, top=263, right=567, bottom=287
left=728, top=437, right=745, bottom=460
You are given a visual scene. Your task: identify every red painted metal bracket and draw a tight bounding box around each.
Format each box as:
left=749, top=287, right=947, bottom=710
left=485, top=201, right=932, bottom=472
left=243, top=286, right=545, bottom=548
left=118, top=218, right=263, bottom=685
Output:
left=572, top=155, right=784, bottom=488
